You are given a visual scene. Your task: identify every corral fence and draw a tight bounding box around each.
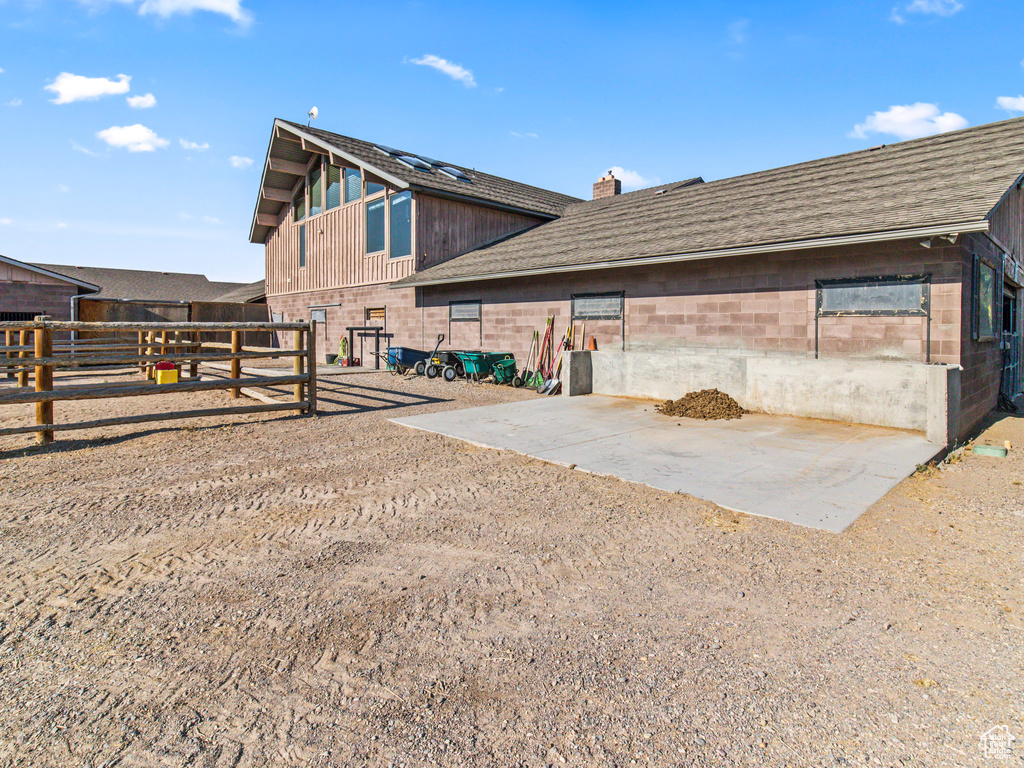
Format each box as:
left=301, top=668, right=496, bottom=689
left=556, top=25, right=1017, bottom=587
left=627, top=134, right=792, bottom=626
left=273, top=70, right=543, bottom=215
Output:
left=0, top=317, right=317, bottom=445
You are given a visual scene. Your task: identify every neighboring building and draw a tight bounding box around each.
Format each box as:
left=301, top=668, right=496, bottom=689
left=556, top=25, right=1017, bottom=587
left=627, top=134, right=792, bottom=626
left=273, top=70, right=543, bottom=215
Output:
left=0, top=255, right=99, bottom=321
left=251, top=117, right=1024, bottom=444
left=211, top=280, right=266, bottom=304
left=32, top=264, right=247, bottom=303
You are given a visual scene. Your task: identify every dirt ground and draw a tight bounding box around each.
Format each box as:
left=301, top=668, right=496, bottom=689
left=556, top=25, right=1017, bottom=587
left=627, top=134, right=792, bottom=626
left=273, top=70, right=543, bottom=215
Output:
left=0, top=369, right=1021, bottom=767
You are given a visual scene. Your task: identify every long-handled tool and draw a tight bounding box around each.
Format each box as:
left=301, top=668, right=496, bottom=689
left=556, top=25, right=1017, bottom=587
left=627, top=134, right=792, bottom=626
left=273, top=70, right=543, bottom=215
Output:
left=540, top=322, right=571, bottom=394
left=515, top=330, right=538, bottom=388
left=531, top=318, right=553, bottom=389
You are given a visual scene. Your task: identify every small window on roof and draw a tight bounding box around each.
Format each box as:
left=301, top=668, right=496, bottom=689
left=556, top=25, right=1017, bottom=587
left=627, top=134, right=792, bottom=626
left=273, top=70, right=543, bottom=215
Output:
left=366, top=179, right=385, bottom=196
left=397, top=155, right=431, bottom=172
left=439, top=166, right=471, bottom=182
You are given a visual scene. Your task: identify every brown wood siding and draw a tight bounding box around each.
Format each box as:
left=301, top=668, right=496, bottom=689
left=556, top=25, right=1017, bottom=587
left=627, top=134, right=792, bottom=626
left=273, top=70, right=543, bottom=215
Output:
left=989, top=183, right=1024, bottom=259
left=264, top=190, right=415, bottom=296
left=414, top=195, right=545, bottom=271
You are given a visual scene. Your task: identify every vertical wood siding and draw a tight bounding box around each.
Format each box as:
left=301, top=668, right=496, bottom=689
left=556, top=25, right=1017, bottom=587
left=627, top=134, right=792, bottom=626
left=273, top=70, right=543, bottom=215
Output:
left=989, top=183, right=1023, bottom=259
left=264, top=190, right=415, bottom=296
left=414, top=195, right=545, bottom=271
left=265, top=191, right=545, bottom=298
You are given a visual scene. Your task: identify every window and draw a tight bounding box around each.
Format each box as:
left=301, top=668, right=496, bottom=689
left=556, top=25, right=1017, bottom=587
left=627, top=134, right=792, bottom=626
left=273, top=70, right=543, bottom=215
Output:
left=816, top=275, right=929, bottom=316
left=366, top=180, right=385, bottom=196
left=344, top=168, right=362, bottom=204
left=310, top=308, right=327, bottom=326
left=0, top=311, right=39, bottom=322
left=366, top=198, right=386, bottom=253
left=976, top=257, right=997, bottom=340
left=572, top=292, right=624, bottom=320
left=325, top=165, right=342, bottom=210
left=449, top=301, right=481, bottom=321
left=292, top=186, right=305, bottom=222
left=309, top=163, right=322, bottom=216
left=389, top=191, right=412, bottom=258
left=299, top=224, right=306, bottom=268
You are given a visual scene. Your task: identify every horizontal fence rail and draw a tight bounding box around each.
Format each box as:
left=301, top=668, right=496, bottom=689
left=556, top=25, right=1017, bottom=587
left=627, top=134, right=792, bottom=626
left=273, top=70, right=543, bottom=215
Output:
left=0, top=317, right=317, bottom=444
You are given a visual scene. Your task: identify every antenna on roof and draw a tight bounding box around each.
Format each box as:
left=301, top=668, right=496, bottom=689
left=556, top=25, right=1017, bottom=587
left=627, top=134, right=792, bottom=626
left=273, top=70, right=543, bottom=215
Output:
left=307, top=106, right=318, bottom=127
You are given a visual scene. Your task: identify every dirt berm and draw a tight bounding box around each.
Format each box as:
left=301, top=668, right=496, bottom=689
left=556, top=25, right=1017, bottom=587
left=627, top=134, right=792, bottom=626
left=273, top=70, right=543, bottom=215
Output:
left=654, top=388, right=746, bottom=419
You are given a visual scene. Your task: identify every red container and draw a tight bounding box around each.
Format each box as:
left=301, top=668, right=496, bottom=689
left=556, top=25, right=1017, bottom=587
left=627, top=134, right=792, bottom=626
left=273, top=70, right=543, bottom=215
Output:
left=154, top=361, right=175, bottom=371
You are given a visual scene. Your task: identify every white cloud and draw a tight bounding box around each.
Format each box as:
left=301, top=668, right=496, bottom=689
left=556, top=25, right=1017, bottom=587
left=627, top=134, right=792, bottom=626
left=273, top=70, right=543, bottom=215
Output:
left=228, top=155, right=253, bottom=169
left=7, top=99, right=21, bottom=107
left=996, top=95, right=1024, bottom=113
left=57, top=184, right=70, bottom=193
left=57, top=222, right=68, bottom=229
left=127, top=92, right=156, bottom=108
left=510, top=131, right=538, bottom=139
left=71, top=140, right=99, bottom=156
left=728, top=19, right=749, bottom=44
left=608, top=166, right=660, bottom=191
left=179, top=138, right=209, bottom=150
left=76, top=0, right=252, bottom=25
left=891, top=0, right=963, bottom=22
left=849, top=103, right=968, bottom=140
left=410, top=54, right=477, bottom=88
left=45, top=72, right=130, bottom=104
left=137, top=0, right=252, bottom=25
left=202, top=215, right=220, bottom=224
left=0, top=218, right=11, bottom=226
left=0, top=68, right=5, bottom=74
left=96, top=123, right=170, bottom=152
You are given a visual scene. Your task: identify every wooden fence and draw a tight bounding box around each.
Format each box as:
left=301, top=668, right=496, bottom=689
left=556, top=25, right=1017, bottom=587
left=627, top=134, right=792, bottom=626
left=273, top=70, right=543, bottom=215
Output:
left=0, top=317, right=316, bottom=445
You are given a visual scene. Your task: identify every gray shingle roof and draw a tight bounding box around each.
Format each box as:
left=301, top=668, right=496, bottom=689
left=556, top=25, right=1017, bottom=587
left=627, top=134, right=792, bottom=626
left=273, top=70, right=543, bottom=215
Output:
left=396, top=117, right=1024, bottom=287
left=250, top=120, right=582, bottom=244
left=213, top=280, right=265, bottom=303
left=32, top=264, right=246, bottom=302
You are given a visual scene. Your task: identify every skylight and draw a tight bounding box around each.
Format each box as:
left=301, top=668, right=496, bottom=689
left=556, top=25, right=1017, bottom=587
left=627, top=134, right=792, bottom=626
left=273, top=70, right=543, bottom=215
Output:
left=439, top=166, right=471, bottom=182
left=396, top=155, right=432, bottom=172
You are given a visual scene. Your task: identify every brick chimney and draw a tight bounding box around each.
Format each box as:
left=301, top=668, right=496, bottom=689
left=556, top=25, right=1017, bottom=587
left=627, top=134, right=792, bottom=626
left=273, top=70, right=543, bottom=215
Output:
left=593, top=170, right=621, bottom=200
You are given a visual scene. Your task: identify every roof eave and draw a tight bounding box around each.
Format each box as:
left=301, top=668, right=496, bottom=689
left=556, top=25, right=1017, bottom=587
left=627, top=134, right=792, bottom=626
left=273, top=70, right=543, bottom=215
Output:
left=8, top=257, right=101, bottom=291
left=408, top=185, right=561, bottom=220
left=392, top=219, right=989, bottom=289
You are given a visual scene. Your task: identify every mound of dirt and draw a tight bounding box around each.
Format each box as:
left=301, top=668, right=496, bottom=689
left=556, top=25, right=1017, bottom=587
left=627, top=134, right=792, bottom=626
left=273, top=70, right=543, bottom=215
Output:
left=654, top=388, right=746, bottom=420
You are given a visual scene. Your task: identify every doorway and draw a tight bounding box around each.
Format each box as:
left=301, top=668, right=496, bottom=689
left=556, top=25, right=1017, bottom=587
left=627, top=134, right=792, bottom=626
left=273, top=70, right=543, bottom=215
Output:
left=1002, top=285, right=1021, bottom=396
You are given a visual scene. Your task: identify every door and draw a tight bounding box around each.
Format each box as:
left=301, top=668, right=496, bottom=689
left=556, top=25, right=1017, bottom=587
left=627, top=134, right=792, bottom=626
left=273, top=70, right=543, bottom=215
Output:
left=1002, top=286, right=1021, bottom=396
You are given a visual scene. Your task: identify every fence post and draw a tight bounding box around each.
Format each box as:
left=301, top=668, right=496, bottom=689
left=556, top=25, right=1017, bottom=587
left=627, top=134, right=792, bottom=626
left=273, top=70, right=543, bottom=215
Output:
left=146, top=331, right=155, bottom=379
left=230, top=330, right=241, bottom=398
left=34, top=316, right=53, bottom=445
left=293, top=329, right=304, bottom=409
left=18, top=330, right=29, bottom=387
left=137, top=331, right=146, bottom=374
left=306, top=321, right=317, bottom=414
left=190, top=331, right=200, bottom=379
left=4, top=330, right=13, bottom=380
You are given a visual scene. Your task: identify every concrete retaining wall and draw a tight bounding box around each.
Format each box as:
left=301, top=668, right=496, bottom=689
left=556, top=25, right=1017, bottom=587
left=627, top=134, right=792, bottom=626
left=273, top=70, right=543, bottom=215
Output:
left=568, top=349, right=960, bottom=445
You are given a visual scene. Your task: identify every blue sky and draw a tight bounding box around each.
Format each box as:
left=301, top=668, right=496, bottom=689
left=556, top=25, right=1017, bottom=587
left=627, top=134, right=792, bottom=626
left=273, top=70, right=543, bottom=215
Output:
left=2, top=0, right=1024, bottom=283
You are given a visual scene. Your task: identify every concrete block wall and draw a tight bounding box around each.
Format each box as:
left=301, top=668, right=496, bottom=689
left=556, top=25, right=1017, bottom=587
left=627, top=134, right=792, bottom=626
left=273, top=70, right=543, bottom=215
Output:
left=585, top=348, right=961, bottom=445
left=958, top=233, right=1006, bottom=435
left=0, top=283, right=77, bottom=320
left=416, top=239, right=963, bottom=367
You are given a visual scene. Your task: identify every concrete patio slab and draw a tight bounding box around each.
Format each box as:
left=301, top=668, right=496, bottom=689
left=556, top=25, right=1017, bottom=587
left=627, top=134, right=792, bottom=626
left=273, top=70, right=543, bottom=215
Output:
left=390, top=395, right=942, bottom=532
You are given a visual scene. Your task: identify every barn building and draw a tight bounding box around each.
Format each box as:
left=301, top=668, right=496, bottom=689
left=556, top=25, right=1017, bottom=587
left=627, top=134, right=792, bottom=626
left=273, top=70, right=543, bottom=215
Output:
left=251, top=118, right=1024, bottom=445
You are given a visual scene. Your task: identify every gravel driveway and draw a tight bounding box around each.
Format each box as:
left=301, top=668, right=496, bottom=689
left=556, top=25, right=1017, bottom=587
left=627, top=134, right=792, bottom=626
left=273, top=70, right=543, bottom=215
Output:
left=0, top=372, right=1020, bottom=767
